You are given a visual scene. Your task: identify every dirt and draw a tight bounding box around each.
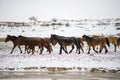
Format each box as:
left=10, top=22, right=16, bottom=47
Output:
left=0, top=71, right=120, bottom=80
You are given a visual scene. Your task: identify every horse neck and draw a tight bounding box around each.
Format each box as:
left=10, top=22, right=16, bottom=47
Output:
left=10, top=37, right=18, bottom=42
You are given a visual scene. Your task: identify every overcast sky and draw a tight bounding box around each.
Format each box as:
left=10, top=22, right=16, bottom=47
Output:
left=0, top=0, right=120, bottom=21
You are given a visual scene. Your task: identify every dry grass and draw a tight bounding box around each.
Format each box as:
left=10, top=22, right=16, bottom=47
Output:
left=0, top=38, right=5, bottom=42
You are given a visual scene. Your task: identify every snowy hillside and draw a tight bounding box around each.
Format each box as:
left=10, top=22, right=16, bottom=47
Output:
left=0, top=19, right=120, bottom=72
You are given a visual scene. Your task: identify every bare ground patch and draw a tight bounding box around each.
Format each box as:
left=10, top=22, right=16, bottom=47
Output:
left=0, top=38, right=5, bottom=42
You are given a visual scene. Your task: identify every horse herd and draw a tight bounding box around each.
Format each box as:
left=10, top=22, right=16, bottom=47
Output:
left=5, top=34, right=120, bottom=55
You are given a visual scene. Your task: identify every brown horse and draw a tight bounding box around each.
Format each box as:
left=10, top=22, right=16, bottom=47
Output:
left=37, top=38, right=54, bottom=53
left=117, top=37, right=120, bottom=47
left=82, top=35, right=110, bottom=54
left=107, top=35, right=119, bottom=52
left=59, top=37, right=84, bottom=54
left=18, top=36, right=52, bottom=54
left=77, top=37, right=84, bottom=52
left=50, top=34, right=82, bottom=55
left=5, top=35, right=25, bottom=54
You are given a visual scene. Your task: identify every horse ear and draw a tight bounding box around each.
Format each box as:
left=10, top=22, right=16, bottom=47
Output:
left=82, top=34, right=85, bottom=37
left=51, top=34, right=54, bottom=36
left=51, top=34, right=54, bottom=35
left=7, top=35, right=10, bottom=37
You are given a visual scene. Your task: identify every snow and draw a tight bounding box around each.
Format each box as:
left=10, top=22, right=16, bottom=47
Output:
left=0, top=19, right=120, bottom=72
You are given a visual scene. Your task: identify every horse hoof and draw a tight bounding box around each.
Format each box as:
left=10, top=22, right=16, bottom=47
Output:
left=59, top=53, right=62, bottom=55
left=105, top=51, right=108, bottom=53
left=87, top=53, right=90, bottom=54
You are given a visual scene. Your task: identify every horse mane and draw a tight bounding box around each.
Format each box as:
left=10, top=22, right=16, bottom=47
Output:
left=9, top=35, right=18, bottom=39
left=6, top=35, right=18, bottom=42
left=18, top=35, right=24, bottom=38
left=83, top=35, right=92, bottom=40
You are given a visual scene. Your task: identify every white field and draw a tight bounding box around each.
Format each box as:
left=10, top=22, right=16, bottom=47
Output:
left=0, top=19, right=120, bottom=72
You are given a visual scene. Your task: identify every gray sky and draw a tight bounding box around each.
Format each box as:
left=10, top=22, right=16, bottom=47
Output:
left=0, top=0, right=120, bottom=21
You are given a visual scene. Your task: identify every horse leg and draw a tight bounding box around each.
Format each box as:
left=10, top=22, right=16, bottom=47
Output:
left=24, top=45, right=28, bottom=54
left=114, top=44, right=116, bottom=52
left=18, top=46, right=22, bottom=53
left=99, top=45, right=103, bottom=53
left=40, top=46, right=43, bottom=54
left=10, top=45, right=16, bottom=54
left=93, top=46, right=98, bottom=53
left=81, top=45, right=84, bottom=53
left=37, top=46, right=40, bottom=53
left=87, top=46, right=91, bottom=54
left=45, top=45, right=52, bottom=54
left=63, top=46, right=67, bottom=53
left=104, top=46, right=108, bottom=53
left=69, top=45, right=74, bottom=53
left=24, top=45, right=27, bottom=54
left=78, top=44, right=84, bottom=54
left=27, top=46, right=30, bottom=54
left=32, top=47, right=35, bottom=55
left=77, top=47, right=80, bottom=54
left=62, top=46, right=68, bottom=53
left=59, top=46, right=62, bottom=55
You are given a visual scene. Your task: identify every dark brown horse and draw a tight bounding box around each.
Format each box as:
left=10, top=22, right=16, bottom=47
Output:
left=18, top=36, right=52, bottom=54
left=63, top=37, right=84, bottom=53
left=117, top=37, right=120, bottom=47
left=82, top=35, right=110, bottom=54
left=5, top=35, right=24, bottom=54
left=50, top=34, right=82, bottom=55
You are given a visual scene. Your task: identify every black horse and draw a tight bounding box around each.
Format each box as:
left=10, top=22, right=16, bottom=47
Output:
left=50, top=34, right=82, bottom=55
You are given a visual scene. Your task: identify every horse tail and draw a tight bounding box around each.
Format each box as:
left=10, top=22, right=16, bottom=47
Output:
left=105, top=38, right=110, bottom=47
left=117, top=38, right=120, bottom=47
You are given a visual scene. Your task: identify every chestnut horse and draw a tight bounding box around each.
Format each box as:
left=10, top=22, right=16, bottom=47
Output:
left=5, top=35, right=24, bottom=54
left=37, top=38, right=54, bottom=53
left=50, top=34, right=82, bottom=55
left=82, top=35, right=110, bottom=54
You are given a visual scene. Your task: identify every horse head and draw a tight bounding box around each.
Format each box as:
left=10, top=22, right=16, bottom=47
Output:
left=5, top=35, right=11, bottom=42
left=82, top=35, right=92, bottom=40
left=50, top=34, right=57, bottom=45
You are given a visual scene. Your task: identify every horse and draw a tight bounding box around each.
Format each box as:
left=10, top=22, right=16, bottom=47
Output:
left=18, top=36, right=52, bottom=54
left=62, top=37, right=84, bottom=54
left=77, top=37, right=84, bottom=52
left=50, top=34, right=82, bottom=55
left=5, top=35, right=24, bottom=54
left=107, top=35, right=119, bottom=52
left=117, top=37, right=120, bottom=47
left=37, top=38, right=54, bottom=53
left=82, top=35, right=110, bottom=54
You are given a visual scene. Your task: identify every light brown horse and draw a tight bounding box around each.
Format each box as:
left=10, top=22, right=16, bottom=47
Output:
left=82, top=35, right=110, bottom=54
left=107, top=35, right=119, bottom=52
left=18, top=36, right=52, bottom=54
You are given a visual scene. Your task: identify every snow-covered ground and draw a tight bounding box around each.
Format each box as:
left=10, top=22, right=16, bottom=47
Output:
left=0, top=19, right=120, bottom=72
